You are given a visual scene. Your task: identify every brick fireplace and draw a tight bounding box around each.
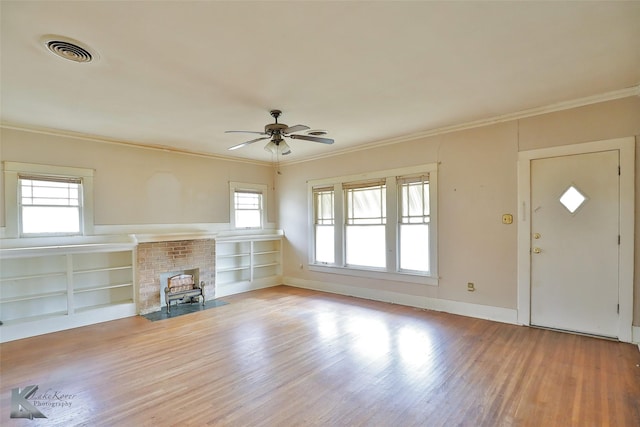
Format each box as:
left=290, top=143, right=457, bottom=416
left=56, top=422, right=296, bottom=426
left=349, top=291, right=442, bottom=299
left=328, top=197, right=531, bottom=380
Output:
left=136, top=239, right=215, bottom=314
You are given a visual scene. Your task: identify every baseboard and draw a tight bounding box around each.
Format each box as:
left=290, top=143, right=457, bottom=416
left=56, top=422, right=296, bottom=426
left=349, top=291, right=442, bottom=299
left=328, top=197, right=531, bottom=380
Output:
left=215, top=276, right=283, bottom=298
left=0, top=303, right=137, bottom=343
left=283, top=276, right=518, bottom=325
left=633, top=326, right=640, bottom=347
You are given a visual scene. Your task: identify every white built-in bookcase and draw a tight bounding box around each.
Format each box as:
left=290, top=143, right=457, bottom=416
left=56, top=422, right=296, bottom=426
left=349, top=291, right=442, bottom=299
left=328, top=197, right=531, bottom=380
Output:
left=215, top=235, right=282, bottom=297
left=0, top=243, right=137, bottom=342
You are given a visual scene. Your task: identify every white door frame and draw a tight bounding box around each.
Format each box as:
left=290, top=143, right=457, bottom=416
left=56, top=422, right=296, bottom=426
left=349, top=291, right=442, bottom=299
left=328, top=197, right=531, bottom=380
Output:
left=517, top=137, right=635, bottom=342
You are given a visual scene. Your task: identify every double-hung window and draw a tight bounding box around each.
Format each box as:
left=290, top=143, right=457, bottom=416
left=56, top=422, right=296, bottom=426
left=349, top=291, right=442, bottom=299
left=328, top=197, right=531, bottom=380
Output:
left=313, top=186, right=335, bottom=264
left=234, top=190, right=262, bottom=228
left=3, top=162, right=94, bottom=238
left=308, top=164, right=437, bottom=285
left=229, top=182, right=268, bottom=229
left=344, top=180, right=386, bottom=268
left=20, top=175, right=83, bottom=235
left=398, top=175, right=430, bottom=272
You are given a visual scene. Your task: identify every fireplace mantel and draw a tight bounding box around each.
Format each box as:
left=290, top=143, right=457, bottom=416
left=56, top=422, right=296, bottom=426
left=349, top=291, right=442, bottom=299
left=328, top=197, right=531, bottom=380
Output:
left=132, top=232, right=218, bottom=244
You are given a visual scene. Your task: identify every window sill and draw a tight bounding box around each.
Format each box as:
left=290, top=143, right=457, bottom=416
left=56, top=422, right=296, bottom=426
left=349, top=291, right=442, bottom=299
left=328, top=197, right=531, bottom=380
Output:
left=308, top=263, right=438, bottom=286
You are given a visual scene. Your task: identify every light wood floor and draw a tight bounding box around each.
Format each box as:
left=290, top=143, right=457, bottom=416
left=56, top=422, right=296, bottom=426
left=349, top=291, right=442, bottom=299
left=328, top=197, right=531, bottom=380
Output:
left=1, top=285, right=639, bottom=426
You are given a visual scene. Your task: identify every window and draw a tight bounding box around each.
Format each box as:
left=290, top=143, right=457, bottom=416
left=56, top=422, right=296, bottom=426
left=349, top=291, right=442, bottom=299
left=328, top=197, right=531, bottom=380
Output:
left=308, top=164, right=438, bottom=285
left=20, top=175, right=82, bottom=235
left=229, top=182, right=267, bottom=229
left=398, top=175, right=430, bottom=272
left=234, top=190, right=262, bottom=228
left=344, top=180, right=386, bottom=268
left=313, top=186, right=335, bottom=264
left=3, top=162, right=94, bottom=238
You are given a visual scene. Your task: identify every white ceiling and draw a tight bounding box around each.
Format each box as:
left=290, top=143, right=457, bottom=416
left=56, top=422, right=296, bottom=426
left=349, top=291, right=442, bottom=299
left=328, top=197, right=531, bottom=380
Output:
left=1, top=1, right=639, bottom=163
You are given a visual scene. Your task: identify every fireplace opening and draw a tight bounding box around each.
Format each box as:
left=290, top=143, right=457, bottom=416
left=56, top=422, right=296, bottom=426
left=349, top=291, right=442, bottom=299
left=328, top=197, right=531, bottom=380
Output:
left=160, top=268, right=200, bottom=307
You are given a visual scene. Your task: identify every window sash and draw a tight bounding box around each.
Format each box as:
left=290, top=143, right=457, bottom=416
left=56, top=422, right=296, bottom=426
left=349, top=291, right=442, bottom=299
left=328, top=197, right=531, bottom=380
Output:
left=234, top=190, right=262, bottom=209
left=313, top=187, right=334, bottom=225
left=20, top=179, right=81, bottom=207
left=18, top=176, right=83, bottom=235
left=345, top=182, right=386, bottom=225
left=234, top=190, right=262, bottom=228
left=314, top=224, right=335, bottom=264
left=399, top=176, right=429, bottom=224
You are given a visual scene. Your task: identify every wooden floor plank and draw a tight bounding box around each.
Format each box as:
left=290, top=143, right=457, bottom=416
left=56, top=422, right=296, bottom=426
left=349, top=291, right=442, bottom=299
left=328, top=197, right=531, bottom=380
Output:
left=1, top=285, right=639, bottom=426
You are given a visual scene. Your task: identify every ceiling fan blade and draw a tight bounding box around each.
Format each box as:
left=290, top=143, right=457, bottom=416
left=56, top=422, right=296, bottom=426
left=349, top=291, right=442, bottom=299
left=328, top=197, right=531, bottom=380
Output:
left=289, top=134, right=334, bottom=144
left=283, top=124, right=310, bottom=134
left=228, top=136, right=270, bottom=151
left=225, top=130, right=268, bottom=135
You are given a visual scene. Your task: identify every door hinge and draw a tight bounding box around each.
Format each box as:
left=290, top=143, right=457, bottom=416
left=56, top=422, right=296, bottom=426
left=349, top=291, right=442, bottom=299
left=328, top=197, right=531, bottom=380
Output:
left=617, top=304, right=620, bottom=314
left=618, top=166, right=621, bottom=175
left=618, top=235, right=621, bottom=245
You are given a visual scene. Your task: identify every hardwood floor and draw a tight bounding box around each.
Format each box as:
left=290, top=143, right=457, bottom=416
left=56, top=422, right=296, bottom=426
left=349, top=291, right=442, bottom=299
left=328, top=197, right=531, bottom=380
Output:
left=1, top=285, right=639, bottom=426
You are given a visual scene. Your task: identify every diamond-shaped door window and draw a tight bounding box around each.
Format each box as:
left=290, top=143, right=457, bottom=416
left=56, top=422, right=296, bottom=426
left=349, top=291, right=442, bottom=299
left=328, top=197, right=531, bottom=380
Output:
left=559, top=185, right=587, bottom=214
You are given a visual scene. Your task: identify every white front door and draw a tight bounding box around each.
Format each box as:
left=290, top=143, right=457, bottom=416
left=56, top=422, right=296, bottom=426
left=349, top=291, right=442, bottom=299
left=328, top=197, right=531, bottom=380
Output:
left=530, top=150, right=620, bottom=338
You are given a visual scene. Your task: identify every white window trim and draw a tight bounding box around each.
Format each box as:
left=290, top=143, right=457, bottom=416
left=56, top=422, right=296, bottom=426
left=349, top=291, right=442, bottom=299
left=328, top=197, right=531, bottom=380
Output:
left=229, top=181, right=268, bottom=230
left=3, top=162, right=94, bottom=238
left=307, top=163, right=438, bottom=285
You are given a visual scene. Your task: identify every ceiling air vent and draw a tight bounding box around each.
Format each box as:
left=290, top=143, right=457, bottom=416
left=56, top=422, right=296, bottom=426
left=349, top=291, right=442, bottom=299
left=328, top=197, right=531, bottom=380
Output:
left=43, top=36, right=95, bottom=63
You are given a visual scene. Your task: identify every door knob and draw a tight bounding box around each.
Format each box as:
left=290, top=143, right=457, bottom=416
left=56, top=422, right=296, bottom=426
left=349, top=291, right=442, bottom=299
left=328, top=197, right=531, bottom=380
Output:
left=533, top=247, right=541, bottom=254
left=533, top=233, right=541, bottom=239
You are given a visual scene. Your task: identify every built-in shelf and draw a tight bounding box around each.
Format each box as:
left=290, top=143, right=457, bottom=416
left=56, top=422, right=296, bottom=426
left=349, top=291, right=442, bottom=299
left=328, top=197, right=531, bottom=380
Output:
left=217, top=265, right=251, bottom=273
left=75, top=299, right=134, bottom=314
left=73, top=265, right=132, bottom=275
left=215, top=236, right=282, bottom=293
left=0, top=310, right=69, bottom=327
left=0, top=290, right=68, bottom=304
left=74, top=282, right=133, bottom=294
left=0, top=244, right=136, bottom=342
left=0, top=272, right=67, bottom=282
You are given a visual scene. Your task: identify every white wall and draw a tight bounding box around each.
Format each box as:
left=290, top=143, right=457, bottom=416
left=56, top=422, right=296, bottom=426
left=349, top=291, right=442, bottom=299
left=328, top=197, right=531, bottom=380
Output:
left=277, top=96, right=640, bottom=325
left=0, top=127, right=276, bottom=233
left=1, top=96, right=639, bottom=326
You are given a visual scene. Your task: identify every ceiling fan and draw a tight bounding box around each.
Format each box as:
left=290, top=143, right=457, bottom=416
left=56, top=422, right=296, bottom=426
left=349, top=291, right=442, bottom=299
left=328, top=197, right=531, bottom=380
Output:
left=226, top=109, right=334, bottom=156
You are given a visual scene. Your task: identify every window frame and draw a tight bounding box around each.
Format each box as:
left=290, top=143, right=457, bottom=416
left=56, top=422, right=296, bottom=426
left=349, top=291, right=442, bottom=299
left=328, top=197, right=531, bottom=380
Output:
left=343, top=179, right=387, bottom=269
left=3, top=162, right=94, bottom=238
left=397, top=174, right=431, bottom=273
left=307, top=164, right=438, bottom=285
left=312, top=186, right=335, bottom=264
left=229, top=181, right=267, bottom=230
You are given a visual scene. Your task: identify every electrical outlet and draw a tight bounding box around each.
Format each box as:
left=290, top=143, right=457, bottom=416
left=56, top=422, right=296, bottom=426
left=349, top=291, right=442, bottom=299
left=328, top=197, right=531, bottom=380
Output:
left=467, top=282, right=475, bottom=292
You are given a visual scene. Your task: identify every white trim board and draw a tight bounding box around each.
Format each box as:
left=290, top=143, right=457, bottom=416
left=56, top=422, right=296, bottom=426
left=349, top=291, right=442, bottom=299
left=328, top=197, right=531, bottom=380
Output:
left=283, top=86, right=640, bottom=166
left=632, top=326, right=640, bottom=347
left=517, top=137, right=635, bottom=343
left=0, top=303, right=137, bottom=343
left=284, top=277, right=518, bottom=325
left=4, top=86, right=638, bottom=167
left=215, top=276, right=282, bottom=299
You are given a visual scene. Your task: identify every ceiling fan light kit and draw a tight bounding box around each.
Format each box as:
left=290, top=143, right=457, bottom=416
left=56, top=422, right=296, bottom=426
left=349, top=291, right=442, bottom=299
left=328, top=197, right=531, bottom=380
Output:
left=264, top=140, right=291, bottom=156
left=226, top=110, right=334, bottom=156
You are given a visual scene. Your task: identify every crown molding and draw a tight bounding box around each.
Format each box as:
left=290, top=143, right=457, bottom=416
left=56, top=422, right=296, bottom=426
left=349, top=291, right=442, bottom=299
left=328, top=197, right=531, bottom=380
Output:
left=283, top=85, right=640, bottom=165
left=2, top=85, right=638, bottom=168
left=0, top=122, right=272, bottom=167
